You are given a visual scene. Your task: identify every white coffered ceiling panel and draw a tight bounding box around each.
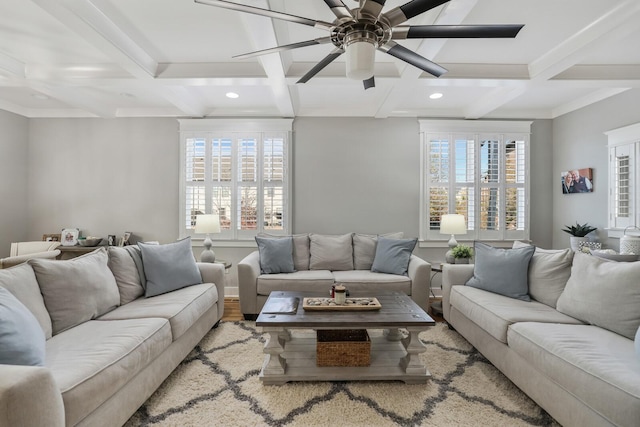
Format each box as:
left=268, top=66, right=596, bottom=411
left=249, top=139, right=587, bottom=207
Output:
left=0, top=0, right=638, bottom=119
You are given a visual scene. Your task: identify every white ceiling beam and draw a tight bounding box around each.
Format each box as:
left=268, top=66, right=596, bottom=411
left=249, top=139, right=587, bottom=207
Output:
left=528, top=0, right=640, bottom=81
left=0, top=52, right=25, bottom=78
left=239, top=0, right=295, bottom=117
left=551, top=87, right=631, bottom=118
left=463, top=86, right=528, bottom=119
left=30, top=0, right=209, bottom=117
left=375, top=0, right=478, bottom=118
left=29, top=83, right=115, bottom=117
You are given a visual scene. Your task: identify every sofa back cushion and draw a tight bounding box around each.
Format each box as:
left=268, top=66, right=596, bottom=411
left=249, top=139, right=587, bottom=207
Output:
left=466, top=242, right=535, bottom=301
left=0, top=263, right=53, bottom=339
left=29, top=248, right=120, bottom=335
left=512, top=241, right=574, bottom=308
left=556, top=253, right=640, bottom=339
left=309, top=233, right=354, bottom=271
left=107, top=246, right=145, bottom=305
left=257, top=233, right=310, bottom=271
left=352, top=232, right=404, bottom=270
left=0, top=287, right=46, bottom=366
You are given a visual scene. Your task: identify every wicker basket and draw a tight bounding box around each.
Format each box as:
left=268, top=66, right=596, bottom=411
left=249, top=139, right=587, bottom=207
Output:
left=316, top=329, right=371, bottom=367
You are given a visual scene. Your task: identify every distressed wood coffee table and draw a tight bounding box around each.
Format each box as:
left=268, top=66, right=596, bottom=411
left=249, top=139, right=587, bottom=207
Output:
left=256, top=290, right=435, bottom=385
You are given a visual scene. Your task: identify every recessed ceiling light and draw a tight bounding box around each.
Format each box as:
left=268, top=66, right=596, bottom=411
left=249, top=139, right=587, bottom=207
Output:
left=429, top=92, right=443, bottom=100
left=31, top=93, right=49, bottom=100
left=226, top=92, right=239, bottom=99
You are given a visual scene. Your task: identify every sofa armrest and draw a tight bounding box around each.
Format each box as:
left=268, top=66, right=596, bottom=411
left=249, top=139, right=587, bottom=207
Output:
left=197, top=262, right=225, bottom=319
left=441, top=264, right=474, bottom=321
left=0, top=250, right=61, bottom=269
left=407, top=255, right=431, bottom=313
left=238, top=251, right=261, bottom=315
left=0, top=365, right=65, bottom=427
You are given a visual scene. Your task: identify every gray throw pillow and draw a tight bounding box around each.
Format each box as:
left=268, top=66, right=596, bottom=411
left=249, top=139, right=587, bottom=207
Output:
left=636, top=326, right=640, bottom=357
left=0, top=263, right=53, bottom=339
left=309, top=234, right=354, bottom=271
left=0, top=288, right=46, bottom=366
left=371, top=236, right=418, bottom=276
left=466, top=242, right=535, bottom=301
left=512, top=241, right=574, bottom=308
left=255, top=236, right=295, bottom=274
left=353, top=232, right=404, bottom=270
left=139, top=237, right=202, bottom=298
left=29, top=248, right=120, bottom=335
left=556, top=253, right=640, bottom=340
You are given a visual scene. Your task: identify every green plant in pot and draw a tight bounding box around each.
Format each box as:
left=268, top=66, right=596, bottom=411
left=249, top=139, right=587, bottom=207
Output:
left=562, top=222, right=597, bottom=252
left=451, top=244, right=473, bottom=264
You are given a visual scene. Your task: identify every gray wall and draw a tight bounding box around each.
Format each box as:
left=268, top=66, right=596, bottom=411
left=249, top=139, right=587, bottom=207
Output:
left=0, top=110, right=29, bottom=257
left=552, top=89, right=640, bottom=249
left=27, top=118, right=180, bottom=245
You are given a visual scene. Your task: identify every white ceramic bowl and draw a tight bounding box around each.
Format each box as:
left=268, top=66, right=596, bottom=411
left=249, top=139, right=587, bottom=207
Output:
left=78, top=237, right=103, bottom=247
left=591, top=250, right=640, bottom=262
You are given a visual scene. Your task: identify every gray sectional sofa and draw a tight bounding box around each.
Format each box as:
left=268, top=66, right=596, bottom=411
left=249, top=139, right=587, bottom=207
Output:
left=0, top=243, right=224, bottom=427
left=238, top=233, right=431, bottom=319
left=442, top=244, right=640, bottom=427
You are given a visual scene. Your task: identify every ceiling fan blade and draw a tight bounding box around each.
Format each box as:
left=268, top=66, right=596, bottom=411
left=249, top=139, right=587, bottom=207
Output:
left=383, top=0, right=450, bottom=27
left=234, top=37, right=332, bottom=59
left=393, top=24, right=524, bottom=39
left=379, top=41, right=447, bottom=77
left=360, top=0, right=387, bottom=20
left=323, top=0, right=354, bottom=20
left=195, top=0, right=334, bottom=30
left=297, top=48, right=344, bottom=84
left=363, top=76, right=375, bottom=90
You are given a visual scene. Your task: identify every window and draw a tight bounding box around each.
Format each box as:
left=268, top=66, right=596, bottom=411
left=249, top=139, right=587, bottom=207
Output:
left=606, top=122, right=640, bottom=237
left=420, top=120, right=531, bottom=242
left=179, top=119, right=293, bottom=240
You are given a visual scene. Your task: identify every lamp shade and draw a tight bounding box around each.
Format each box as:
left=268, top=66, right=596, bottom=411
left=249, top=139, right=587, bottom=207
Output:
left=345, top=40, right=375, bottom=80
left=195, top=214, right=221, bottom=234
left=440, top=214, right=466, bottom=235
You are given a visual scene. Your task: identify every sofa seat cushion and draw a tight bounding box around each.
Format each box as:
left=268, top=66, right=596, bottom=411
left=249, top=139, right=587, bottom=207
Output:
left=257, top=270, right=334, bottom=295
left=332, top=270, right=411, bottom=295
left=98, top=283, right=217, bottom=340
left=450, top=285, right=583, bottom=343
left=46, top=318, right=171, bottom=426
left=508, top=322, right=640, bottom=427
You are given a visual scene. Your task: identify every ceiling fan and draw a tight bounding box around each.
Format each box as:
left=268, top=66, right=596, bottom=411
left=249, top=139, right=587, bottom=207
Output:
left=195, top=0, right=524, bottom=89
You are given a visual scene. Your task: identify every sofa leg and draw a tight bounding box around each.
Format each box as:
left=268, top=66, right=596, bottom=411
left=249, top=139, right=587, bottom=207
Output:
left=212, top=320, right=220, bottom=329
left=446, top=322, right=456, bottom=331
left=243, top=313, right=257, bottom=321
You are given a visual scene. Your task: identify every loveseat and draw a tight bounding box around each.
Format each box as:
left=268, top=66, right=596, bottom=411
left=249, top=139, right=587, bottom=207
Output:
left=0, top=240, right=225, bottom=427
left=442, top=242, right=640, bottom=427
left=238, top=233, right=431, bottom=319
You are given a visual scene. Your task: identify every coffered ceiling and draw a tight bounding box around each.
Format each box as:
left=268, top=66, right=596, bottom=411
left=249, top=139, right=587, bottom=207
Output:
left=0, top=0, right=639, bottom=119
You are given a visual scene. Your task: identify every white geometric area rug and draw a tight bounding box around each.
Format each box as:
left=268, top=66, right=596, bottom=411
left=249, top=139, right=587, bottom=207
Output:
left=125, top=321, right=559, bottom=427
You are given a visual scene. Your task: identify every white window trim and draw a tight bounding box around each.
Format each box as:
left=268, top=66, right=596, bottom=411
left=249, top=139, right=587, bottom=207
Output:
left=605, top=122, right=640, bottom=238
left=419, top=119, right=532, bottom=243
left=178, top=118, right=293, bottom=241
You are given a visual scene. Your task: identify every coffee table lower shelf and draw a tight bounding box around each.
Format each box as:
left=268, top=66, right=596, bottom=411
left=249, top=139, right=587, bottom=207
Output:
left=259, top=329, right=431, bottom=385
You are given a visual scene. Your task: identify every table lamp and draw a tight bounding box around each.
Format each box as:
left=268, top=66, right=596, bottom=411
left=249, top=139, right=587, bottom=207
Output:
left=195, top=214, right=221, bottom=263
left=440, top=214, right=466, bottom=263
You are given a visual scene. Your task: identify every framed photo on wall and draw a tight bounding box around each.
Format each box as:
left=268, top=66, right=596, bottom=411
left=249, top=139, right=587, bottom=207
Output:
left=61, top=228, right=80, bottom=246
left=562, top=168, right=593, bottom=194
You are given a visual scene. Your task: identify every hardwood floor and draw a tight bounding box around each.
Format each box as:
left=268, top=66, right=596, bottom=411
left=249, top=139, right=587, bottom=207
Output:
left=221, top=297, right=444, bottom=322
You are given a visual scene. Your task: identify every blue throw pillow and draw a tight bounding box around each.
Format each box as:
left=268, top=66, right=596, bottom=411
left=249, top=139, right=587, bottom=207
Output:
left=0, top=287, right=46, bottom=366
left=139, top=237, right=203, bottom=298
left=371, top=236, right=418, bottom=276
left=466, top=242, right=535, bottom=301
left=255, top=236, right=295, bottom=274
left=635, top=326, right=640, bottom=358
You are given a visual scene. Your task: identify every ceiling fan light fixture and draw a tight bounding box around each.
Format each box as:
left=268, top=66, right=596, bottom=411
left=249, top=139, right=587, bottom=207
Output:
left=345, top=33, right=377, bottom=81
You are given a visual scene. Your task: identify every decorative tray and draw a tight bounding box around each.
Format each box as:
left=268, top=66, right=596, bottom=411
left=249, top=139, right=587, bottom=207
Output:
left=303, top=297, right=381, bottom=311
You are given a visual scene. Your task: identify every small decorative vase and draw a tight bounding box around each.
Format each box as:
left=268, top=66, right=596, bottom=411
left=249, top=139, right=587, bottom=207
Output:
left=334, top=285, right=346, bottom=305
left=455, top=258, right=470, bottom=264
left=569, top=236, right=587, bottom=252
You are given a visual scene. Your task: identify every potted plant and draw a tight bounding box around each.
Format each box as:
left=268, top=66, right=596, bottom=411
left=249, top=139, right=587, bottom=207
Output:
left=562, top=222, right=597, bottom=252
left=451, top=244, right=473, bottom=264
